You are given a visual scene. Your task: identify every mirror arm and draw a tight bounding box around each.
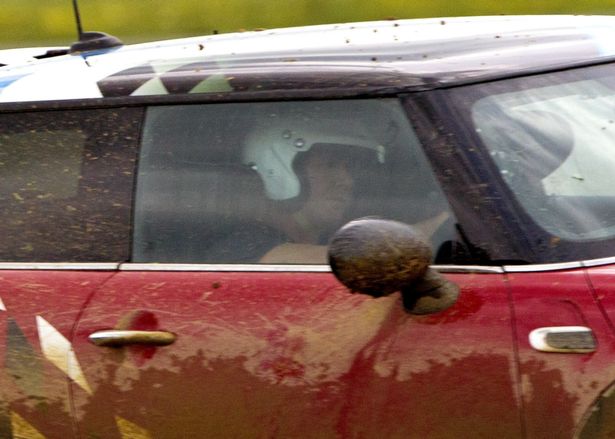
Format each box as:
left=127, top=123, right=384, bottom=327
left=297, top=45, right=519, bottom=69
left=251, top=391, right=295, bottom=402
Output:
left=402, top=268, right=460, bottom=315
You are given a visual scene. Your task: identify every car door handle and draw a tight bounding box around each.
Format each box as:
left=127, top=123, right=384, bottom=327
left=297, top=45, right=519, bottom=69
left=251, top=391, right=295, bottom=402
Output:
left=88, top=330, right=177, bottom=347
left=529, top=326, right=596, bottom=353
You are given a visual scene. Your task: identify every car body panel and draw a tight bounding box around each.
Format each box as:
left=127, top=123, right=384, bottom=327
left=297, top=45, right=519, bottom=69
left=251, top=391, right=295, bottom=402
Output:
left=506, top=267, right=615, bottom=438
left=0, top=268, right=116, bottom=438
left=585, top=264, right=615, bottom=333
left=575, top=264, right=615, bottom=436
left=71, top=269, right=522, bottom=438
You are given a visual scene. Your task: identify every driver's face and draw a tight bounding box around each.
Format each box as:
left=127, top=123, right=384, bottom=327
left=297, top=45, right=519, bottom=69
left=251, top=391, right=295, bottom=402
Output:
left=301, top=153, right=354, bottom=227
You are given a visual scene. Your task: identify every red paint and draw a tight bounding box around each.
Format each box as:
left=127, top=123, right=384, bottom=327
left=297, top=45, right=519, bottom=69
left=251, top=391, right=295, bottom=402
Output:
left=0, top=270, right=115, bottom=438
left=4, top=267, right=613, bottom=437
left=115, top=310, right=161, bottom=366
left=71, top=270, right=522, bottom=437
left=507, top=268, right=615, bottom=438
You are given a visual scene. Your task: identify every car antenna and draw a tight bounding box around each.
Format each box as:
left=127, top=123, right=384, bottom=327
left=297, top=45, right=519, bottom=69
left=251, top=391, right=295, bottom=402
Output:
left=69, top=0, right=124, bottom=54
left=72, top=0, right=84, bottom=40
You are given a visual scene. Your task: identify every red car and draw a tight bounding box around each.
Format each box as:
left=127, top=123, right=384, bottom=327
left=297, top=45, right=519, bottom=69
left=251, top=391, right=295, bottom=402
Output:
left=2, top=14, right=615, bottom=438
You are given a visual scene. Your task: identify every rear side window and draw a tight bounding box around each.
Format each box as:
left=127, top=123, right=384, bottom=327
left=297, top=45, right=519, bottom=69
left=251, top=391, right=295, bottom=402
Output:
left=133, top=99, right=457, bottom=264
left=0, top=108, right=141, bottom=262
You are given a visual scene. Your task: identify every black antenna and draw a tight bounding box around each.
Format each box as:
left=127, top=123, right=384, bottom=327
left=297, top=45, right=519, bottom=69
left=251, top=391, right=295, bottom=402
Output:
left=72, top=0, right=84, bottom=39
left=69, top=0, right=124, bottom=53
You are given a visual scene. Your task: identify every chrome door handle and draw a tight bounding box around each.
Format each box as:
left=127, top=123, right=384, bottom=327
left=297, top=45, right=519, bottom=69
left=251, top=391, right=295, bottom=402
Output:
left=89, top=330, right=176, bottom=347
left=529, top=326, right=596, bottom=353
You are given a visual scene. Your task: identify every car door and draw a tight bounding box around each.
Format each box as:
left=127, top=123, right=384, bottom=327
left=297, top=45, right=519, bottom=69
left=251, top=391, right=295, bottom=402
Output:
left=70, top=98, right=523, bottom=438
left=435, top=63, right=615, bottom=438
left=72, top=268, right=520, bottom=438
left=506, top=267, right=615, bottom=438
left=0, top=106, right=140, bottom=438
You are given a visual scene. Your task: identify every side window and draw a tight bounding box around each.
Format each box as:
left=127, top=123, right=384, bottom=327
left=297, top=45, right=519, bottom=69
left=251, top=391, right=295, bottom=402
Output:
left=0, top=107, right=141, bottom=262
left=133, top=99, right=457, bottom=264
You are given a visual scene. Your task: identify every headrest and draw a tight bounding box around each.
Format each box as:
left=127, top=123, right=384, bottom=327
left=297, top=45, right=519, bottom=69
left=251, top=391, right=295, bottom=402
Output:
left=508, top=110, right=575, bottom=179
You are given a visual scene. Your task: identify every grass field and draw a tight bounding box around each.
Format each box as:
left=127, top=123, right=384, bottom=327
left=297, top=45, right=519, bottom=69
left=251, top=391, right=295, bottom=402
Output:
left=3, top=0, right=615, bottom=47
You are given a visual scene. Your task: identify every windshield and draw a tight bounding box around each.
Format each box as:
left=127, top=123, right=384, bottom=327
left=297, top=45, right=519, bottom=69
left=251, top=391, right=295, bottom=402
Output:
left=446, top=63, right=615, bottom=262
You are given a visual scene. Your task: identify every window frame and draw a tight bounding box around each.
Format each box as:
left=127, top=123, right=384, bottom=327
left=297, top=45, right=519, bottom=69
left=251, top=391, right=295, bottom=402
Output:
left=132, top=97, right=462, bottom=265
left=0, top=82, right=532, bottom=267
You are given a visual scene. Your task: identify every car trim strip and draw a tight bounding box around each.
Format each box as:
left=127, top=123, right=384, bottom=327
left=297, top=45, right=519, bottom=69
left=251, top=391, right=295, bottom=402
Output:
left=0, top=263, right=119, bottom=270
left=118, top=263, right=333, bottom=272
left=119, top=263, right=504, bottom=273
left=0, top=258, right=614, bottom=272
left=581, top=256, right=615, bottom=268
left=432, top=265, right=504, bottom=274
left=503, top=261, right=583, bottom=272
left=0, top=262, right=500, bottom=273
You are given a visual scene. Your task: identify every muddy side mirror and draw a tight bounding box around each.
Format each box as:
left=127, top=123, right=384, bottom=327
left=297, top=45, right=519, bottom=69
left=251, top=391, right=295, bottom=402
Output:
left=328, top=218, right=459, bottom=314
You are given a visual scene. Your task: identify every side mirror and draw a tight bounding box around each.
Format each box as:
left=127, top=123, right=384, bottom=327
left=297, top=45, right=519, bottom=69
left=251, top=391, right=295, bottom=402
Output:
left=328, top=218, right=459, bottom=314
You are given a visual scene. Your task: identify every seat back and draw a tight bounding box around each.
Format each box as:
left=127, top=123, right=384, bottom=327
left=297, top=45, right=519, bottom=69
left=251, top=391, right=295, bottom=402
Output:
left=133, top=162, right=268, bottom=263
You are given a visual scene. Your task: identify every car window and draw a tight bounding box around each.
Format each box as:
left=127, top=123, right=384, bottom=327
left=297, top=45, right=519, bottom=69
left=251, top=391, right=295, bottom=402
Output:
left=470, top=67, right=615, bottom=242
left=133, top=99, right=457, bottom=264
left=0, top=108, right=141, bottom=262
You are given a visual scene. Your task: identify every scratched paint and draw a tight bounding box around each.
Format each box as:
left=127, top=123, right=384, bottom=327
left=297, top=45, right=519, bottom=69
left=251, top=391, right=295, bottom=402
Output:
left=70, top=271, right=522, bottom=437
left=0, top=270, right=115, bottom=437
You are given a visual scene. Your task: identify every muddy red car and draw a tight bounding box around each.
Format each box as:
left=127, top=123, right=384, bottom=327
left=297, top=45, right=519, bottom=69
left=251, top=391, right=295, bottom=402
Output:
left=2, top=14, right=615, bottom=438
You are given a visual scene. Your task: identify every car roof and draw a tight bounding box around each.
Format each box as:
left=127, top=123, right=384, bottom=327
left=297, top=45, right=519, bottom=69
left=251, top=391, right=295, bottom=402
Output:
left=1, top=15, right=615, bottom=103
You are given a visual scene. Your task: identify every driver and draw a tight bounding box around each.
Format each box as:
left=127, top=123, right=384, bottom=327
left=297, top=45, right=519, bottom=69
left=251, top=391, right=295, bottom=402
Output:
left=241, top=113, right=449, bottom=264
left=257, top=144, right=358, bottom=263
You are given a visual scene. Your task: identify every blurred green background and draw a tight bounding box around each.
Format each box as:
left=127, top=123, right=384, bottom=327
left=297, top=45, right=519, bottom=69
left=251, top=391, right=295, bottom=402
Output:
left=3, top=0, right=615, bottom=48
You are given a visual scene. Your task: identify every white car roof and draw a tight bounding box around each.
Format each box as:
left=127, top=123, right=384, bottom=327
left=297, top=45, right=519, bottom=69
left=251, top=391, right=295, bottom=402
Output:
left=1, top=15, right=615, bottom=103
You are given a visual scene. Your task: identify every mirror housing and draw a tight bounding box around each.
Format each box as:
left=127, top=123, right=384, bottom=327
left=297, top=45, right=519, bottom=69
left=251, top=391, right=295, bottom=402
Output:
left=328, top=218, right=459, bottom=314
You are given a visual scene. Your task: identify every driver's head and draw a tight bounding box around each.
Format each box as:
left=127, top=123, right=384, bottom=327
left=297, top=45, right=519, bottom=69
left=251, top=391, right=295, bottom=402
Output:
left=291, top=144, right=357, bottom=229
left=242, top=113, right=385, bottom=201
